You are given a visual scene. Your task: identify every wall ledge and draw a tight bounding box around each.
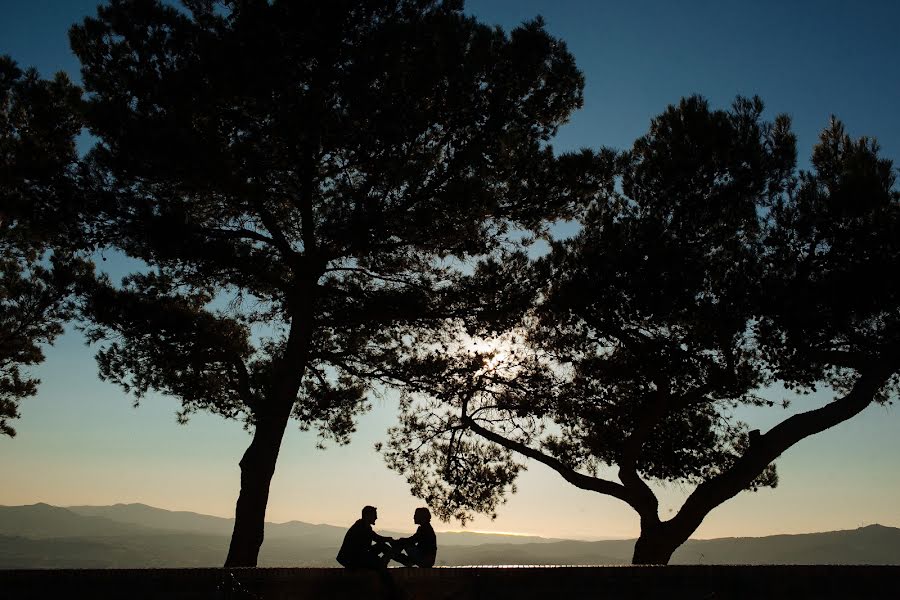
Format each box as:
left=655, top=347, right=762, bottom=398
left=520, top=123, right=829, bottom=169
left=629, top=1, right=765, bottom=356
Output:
left=2, top=565, right=898, bottom=599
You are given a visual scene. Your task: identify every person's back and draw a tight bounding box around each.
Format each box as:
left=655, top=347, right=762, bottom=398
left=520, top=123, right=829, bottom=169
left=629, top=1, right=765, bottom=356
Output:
left=336, top=519, right=372, bottom=567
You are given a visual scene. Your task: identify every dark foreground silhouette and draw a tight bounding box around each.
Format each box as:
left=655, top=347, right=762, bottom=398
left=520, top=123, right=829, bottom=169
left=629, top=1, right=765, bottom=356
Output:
left=4, top=565, right=900, bottom=600
left=337, top=506, right=437, bottom=571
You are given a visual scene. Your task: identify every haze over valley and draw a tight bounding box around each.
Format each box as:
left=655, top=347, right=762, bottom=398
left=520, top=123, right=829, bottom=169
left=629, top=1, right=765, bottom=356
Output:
left=2, top=504, right=899, bottom=568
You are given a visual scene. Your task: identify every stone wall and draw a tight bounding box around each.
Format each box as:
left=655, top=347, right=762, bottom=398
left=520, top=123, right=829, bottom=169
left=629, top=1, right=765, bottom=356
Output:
left=2, top=565, right=898, bottom=599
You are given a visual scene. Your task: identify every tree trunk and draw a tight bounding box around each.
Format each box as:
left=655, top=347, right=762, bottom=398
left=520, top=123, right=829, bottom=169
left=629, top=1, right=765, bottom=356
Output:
left=223, top=282, right=316, bottom=567
left=631, top=523, right=685, bottom=565
left=224, top=403, right=294, bottom=567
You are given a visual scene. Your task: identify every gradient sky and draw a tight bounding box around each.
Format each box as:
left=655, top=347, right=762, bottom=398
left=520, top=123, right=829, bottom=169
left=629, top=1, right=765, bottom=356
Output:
left=2, top=0, right=899, bottom=540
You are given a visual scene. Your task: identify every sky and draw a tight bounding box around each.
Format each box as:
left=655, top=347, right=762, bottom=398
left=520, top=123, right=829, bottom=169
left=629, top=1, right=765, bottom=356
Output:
left=2, top=0, right=899, bottom=541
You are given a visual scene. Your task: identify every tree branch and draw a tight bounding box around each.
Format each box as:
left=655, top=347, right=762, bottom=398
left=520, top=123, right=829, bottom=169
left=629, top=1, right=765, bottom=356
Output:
left=228, top=354, right=256, bottom=413
left=812, top=349, right=873, bottom=371
left=669, top=365, right=895, bottom=538
left=322, top=266, right=430, bottom=290
left=249, top=198, right=296, bottom=260
left=460, top=410, right=633, bottom=505
left=202, top=226, right=278, bottom=247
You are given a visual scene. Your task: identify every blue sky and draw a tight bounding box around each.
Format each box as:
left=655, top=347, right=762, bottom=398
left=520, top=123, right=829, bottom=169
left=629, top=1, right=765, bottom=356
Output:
left=2, top=1, right=899, bottom=540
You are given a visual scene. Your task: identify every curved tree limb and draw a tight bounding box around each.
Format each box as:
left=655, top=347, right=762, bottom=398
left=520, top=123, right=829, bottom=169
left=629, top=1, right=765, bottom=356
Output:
left=461, top=411, right=633, bottom=505
left=668, top=365, right=895, bottom=539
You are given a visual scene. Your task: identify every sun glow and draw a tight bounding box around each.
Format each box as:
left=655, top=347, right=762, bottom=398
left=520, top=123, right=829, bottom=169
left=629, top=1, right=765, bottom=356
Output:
left=465, top=335, right=520, bottom=373
left=437, top=529, right=540, bottom=538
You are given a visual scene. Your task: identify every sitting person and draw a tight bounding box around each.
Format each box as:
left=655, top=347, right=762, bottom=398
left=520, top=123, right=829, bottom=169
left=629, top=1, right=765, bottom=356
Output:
left=390, top=507, right=437, bottom=567
left=336, top=505, right=393, bottom=569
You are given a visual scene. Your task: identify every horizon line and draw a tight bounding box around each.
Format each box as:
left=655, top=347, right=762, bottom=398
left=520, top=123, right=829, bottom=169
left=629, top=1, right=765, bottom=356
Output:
left=2, top=501, right=896, bottom=542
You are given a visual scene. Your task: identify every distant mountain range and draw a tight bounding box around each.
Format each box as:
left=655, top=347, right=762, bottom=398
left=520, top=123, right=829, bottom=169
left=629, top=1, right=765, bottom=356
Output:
left=1, top=503, right=899, bottom=568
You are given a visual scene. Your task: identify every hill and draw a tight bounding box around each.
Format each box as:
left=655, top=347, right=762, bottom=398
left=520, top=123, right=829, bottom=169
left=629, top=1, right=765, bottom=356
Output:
left=66, top=503, right=560, bottom=546
left=0, top=503, right=154, bottom=538
left=1, top=504, right=899, bottom=568
left=673, top=524, right=900, bottom=565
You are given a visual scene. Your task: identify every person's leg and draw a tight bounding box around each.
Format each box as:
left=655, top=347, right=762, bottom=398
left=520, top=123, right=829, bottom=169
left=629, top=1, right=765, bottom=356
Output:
left=404, top=545, right=426, bottom=567
left=389, top=545, right=431, bottom=567
left=353, top=552, right=387, bottom=569
left=385, top=540, right=418, bottom=566
left=373, top=541, right=394, bottom=566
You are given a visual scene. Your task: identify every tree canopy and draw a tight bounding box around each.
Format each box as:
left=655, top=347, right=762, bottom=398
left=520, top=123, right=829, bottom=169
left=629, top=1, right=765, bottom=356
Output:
left=382, top=96, right=900, bottom=564
left=0, top=56, right=87, bottom=437
left=71, top=0, right=602, bottom=565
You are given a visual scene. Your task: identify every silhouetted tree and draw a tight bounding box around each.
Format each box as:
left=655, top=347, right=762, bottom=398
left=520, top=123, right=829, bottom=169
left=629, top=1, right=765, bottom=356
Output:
left=70, top=0, right=601, bottom=566
left=0, top=56, right=87, bottom=437
left=382, top=97, right=900, bottom=564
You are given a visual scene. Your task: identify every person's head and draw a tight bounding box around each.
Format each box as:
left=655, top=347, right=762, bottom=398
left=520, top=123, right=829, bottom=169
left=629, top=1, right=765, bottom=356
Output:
left=413, top=507, right=431, bottom=525
left=362, top=505, right=378, bottom=525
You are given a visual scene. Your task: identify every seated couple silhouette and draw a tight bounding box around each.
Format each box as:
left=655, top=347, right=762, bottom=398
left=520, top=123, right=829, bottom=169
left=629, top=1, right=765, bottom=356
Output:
left=337, top=506, right=437, bottom=569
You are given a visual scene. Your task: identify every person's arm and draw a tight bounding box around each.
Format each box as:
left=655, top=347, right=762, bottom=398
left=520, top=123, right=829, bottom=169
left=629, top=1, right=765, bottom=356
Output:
left=369, top=528, right=392, bottom=544
left=401, top=526, right=423, bottom=546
